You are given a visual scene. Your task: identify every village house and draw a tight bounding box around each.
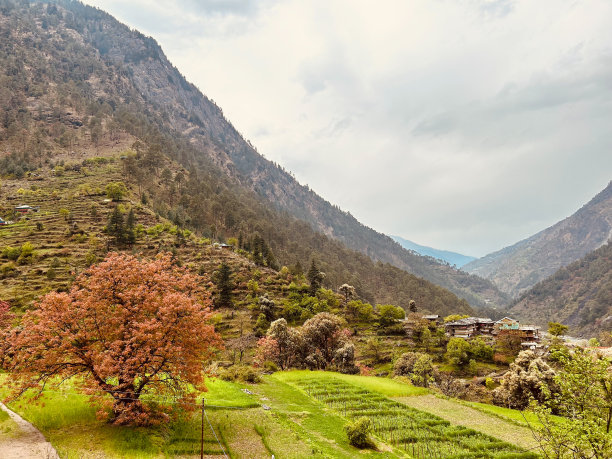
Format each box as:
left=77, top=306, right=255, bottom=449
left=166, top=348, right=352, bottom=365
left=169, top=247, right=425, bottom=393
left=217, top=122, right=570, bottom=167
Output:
left=0, top=217, right=9, bottom=226
left=445, top=317, right=494, bottom=339
left=15, top=205, right=38, bottom=213
left=422, top=314, right=442, bottom=326
left=493, top=317, right=520, bottom=334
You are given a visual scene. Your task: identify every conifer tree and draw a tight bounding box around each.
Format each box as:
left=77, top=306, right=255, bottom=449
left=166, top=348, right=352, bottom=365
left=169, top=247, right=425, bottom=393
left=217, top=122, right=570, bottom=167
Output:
left=213, top=262, right=234, bottom=309
left=307, top=259, right=325, bottom=296
left=107, top=205, right=124, bottom=245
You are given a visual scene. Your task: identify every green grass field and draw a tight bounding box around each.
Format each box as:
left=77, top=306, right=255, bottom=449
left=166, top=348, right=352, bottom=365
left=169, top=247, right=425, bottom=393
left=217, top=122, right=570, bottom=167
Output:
left=274, top=371, right=429, bottom=397
left=0, top=370, right=545, bottom=458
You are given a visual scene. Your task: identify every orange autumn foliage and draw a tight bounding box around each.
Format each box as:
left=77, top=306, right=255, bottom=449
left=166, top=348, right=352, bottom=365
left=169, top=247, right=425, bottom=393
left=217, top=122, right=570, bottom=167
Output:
left=4, top=252, right=222, bottom=425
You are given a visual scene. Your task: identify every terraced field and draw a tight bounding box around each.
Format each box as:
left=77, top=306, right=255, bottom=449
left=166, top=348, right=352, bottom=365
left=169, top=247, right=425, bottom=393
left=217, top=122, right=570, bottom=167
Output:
left=288, top=376, right=537, bottom=458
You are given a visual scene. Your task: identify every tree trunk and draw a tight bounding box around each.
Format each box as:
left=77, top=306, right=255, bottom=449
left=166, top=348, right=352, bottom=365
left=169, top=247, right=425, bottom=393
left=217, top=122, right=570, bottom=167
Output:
left=111, top=396, right=146, bottom=425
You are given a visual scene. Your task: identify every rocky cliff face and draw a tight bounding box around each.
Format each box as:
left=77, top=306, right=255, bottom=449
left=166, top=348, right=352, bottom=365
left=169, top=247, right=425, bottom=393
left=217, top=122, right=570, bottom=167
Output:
left=463, top=181, right=612, bottom=298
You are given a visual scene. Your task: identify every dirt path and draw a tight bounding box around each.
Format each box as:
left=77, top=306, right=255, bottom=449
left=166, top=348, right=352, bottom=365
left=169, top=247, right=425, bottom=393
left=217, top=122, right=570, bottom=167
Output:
left=0, top=403, right=60, bottom=459
left=394, top=394, right=538, bottom=450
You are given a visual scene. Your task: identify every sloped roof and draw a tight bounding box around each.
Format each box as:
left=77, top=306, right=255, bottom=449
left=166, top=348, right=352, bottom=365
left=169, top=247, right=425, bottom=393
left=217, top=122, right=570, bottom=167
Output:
left=446, top=317, right=493, bottom=326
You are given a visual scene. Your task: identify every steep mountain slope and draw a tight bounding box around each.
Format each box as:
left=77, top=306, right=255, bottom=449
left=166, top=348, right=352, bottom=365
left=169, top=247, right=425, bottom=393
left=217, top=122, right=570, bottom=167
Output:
left=463, top=181, right=612, bottom=298
left=509, top=241, right=612, bottom=338
left=0, top=0, right=505, bottom=310
left=391, top=235, right=477, bottom=268
left=13, top=0, right=506, bottom=310
left=0, top=0, right=474, bottom=316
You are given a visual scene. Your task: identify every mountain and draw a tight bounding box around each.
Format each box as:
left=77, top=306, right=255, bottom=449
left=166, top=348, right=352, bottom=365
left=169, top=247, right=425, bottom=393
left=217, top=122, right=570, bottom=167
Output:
left=391, top=236, right=477, bottom=268
left=0, top=0, right=476, bottom=316
left=509, top=241, right=612, bottom=338
left=0, top=0, right=507, bottom=311
left=463, top=181, right=612, bottom=298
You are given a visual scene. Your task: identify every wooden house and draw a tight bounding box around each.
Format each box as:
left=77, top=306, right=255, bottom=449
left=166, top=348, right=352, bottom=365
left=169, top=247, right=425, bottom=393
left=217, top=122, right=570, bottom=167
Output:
left=445, top=317, right=494, bottom=339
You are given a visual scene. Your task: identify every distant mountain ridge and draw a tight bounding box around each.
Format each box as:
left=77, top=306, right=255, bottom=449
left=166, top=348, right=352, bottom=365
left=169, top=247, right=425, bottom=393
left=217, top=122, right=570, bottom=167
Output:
left=463, top=181, right=612, bottom=298
left=391, top=236, right=477, bottom=268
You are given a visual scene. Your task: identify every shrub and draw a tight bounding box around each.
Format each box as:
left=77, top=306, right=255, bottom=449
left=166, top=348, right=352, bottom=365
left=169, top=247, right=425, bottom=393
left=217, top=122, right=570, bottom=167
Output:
left=218, top=365, right=261, bottom=383
left=2, top=246, right=21, bottom=261
left=344, top=417, right=373, bottom=448
left=394, top=351, right=435, bottom=387
left=46, top=268, right=56, bottom=280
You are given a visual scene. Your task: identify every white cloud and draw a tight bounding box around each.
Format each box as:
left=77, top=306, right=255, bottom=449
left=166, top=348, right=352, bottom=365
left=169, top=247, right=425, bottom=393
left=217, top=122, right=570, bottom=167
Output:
left=84, top=0, right=612, bottom=256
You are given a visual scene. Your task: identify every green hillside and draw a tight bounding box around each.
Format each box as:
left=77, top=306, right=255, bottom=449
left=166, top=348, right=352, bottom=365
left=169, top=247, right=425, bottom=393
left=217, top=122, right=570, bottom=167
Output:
left=509, top=241, right=612, bottom=338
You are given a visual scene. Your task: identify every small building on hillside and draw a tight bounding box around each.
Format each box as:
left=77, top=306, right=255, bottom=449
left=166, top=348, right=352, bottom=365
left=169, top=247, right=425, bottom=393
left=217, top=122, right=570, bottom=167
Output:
left=497, top=324, right=541, bottom=347
left=422, top=314, right=442, bottom=325
left=0, top=217, right=9, bottom=226
left=445, top=317, right=494, bottom=339
left=15, top=205, right=38, bottom=213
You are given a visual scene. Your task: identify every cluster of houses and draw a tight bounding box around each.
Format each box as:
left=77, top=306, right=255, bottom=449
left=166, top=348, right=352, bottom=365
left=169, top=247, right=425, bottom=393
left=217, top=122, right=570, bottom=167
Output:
left=422, top=315, right=541, bottom=350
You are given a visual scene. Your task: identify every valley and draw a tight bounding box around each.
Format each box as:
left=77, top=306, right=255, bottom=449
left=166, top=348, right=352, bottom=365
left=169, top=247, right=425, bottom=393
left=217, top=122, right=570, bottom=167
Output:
left=0, top=1, right=610, bottom=458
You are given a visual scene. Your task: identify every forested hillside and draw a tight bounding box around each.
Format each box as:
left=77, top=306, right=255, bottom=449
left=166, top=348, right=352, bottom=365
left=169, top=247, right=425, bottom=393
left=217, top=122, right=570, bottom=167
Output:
left=464, top=181, right=612, bottom=298
left=0, top=0, right=505, bottom=310
left=0, top=0, right=473, bottom=316
left=509, top=241, right=612, bottom=338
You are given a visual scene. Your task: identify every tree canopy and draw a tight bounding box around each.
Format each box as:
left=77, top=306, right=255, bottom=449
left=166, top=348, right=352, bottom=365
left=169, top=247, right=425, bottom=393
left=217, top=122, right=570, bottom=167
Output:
left=3, top=253, right=221, bottom=425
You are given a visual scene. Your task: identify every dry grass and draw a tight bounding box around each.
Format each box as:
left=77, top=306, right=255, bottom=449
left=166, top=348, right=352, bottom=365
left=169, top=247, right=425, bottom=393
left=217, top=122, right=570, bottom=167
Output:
left=394, top=394, right=538, bottom=450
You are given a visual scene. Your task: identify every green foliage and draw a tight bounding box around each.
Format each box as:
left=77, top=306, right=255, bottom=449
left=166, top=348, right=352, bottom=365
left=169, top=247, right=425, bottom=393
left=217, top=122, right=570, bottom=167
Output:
left=105, top=182, right=128, bottom=201
left=307, top=259, right=325, bottom=295
left=376, top=304, right=405, bottom=328
left=345, top=300, right=374, bottom=322
left=445, top=337, right=472, bottom=366
left=218, top=365, right=261, bottom=384
left=344, top=417, right=373, bottom=448
left=212, top=262, right=234, bottom=309
left=547, top=321, right=569, bottom=337
left=2, top=246, right=21, bottom=261
left=393, top=352, right=435, bottom=387
left=253, top=313, right=270, bottom=337
left=530, top=348, right=612, bottom=458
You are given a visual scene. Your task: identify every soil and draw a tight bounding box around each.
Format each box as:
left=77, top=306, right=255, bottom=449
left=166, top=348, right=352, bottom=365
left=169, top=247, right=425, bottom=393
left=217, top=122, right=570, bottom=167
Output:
left=0, top=403, right=60, bottom=459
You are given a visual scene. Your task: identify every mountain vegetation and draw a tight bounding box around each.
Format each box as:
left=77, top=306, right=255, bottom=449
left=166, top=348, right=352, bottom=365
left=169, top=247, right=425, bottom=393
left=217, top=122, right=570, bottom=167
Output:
left=509, top=241, right=612, bottom=337
left=463, top=181, right=612, bottom=298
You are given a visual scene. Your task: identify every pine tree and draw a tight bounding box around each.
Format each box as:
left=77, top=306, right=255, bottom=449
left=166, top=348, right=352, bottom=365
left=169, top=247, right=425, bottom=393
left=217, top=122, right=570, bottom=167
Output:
left=107, top=205, right=124, bottom=245
left=307, top=259, right=325, bottom=296
left=213, top=263, right=234, bottom=309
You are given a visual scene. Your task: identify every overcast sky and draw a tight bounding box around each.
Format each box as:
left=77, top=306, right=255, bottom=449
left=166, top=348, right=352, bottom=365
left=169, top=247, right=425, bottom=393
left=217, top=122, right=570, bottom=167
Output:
left=83, top=0, right=612, bottom=257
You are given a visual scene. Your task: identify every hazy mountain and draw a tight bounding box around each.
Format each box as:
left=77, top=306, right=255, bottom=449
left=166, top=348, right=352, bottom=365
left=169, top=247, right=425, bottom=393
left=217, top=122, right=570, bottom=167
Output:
left=0, top=0, right=477, bottom=316
left=509, top=241, right=612, bottom=338
left=463, top=181, right=612, bottom=298
left=391, top=236, right=477, bottom=268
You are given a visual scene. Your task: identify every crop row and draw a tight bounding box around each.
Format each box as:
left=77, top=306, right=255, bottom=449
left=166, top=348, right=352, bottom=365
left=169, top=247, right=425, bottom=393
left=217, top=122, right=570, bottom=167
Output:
left=295, top=378, right=537, bottom=459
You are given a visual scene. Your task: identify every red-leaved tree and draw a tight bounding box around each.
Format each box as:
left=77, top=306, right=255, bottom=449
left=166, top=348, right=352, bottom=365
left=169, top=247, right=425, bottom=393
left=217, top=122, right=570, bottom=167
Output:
left=4, top=253, right=221, bottom=425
